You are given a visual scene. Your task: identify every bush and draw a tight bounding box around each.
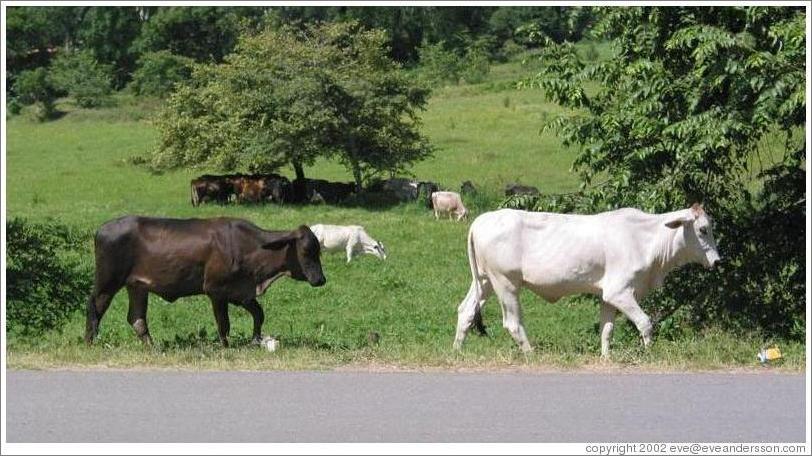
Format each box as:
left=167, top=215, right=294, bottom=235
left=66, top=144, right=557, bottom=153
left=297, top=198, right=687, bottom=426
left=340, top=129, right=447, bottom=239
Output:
left=6, top=218, right=92, bottom=337
left=129, top=50, right=195, bottom=98
left=461, top=39, right=492, bottom=84
left=417, top=40, right=461, bottom=85
left=49, top=50, right=113, bottom=108
left=7, top=98, right=23, bottom=116
left=12, top=67, right=56, bottom=120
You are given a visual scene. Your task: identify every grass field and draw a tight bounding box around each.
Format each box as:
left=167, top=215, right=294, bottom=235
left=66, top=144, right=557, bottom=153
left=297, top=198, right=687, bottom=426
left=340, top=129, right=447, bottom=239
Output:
left=5, top=51, right=804, bottom=371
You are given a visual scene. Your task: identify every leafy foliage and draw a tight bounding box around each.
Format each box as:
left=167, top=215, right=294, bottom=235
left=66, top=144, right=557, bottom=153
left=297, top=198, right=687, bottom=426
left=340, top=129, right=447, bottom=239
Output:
left=129, top=51, right=195, bottom=98
left=12, top=67, right=58, bottom=121
left=528, top=6, right=806, bottom=338
left=49, top=50, right=114, bottom=108
left=151, top=21, right=433, bottom=188
left=130, top=7, right=261, bottom=63
left=6, top=219, right=92, bottom=337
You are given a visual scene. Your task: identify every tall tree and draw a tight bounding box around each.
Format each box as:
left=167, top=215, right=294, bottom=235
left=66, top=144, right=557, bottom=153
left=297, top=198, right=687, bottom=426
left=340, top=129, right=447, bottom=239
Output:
left=150, top=21, right=433, bottom=191
left=529, top=6, right=805, bottom=337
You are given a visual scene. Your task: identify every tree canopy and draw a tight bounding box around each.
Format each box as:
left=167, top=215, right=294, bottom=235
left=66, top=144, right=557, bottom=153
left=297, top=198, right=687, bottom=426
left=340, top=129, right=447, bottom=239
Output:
left=529, top=6, right=806, bottom=338
left=150, top=21, right=433, bottom=189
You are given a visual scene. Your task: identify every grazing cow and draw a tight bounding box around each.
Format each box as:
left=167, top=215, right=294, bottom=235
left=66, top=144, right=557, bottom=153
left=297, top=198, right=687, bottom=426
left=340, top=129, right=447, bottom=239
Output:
left=505, top=183, right=540, bottom=197
left=431, top=191, right=468, bottom=221
left=85, top=216, right=326, bottom=347
left=309, top=224, right=387, bottom=263
left=453, top=204, right=721, bottom=358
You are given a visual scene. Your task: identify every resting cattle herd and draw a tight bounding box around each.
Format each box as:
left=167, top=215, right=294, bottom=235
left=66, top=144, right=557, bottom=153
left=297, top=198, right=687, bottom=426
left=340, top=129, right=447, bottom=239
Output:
left=453, top=204, right=721, bottom=357
left=85, top=216, right=326, bottom=347
left=191, top=173, right=292, bottom=206
left=309, top=224, right=387, bottom=263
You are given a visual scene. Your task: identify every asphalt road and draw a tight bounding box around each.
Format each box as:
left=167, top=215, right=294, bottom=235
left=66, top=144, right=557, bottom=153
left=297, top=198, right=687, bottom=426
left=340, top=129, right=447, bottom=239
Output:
left=5, top=370, right=806, bottom=442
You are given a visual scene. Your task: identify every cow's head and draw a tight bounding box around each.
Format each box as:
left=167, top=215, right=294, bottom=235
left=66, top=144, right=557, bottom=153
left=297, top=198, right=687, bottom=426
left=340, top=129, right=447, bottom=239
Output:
left=372, top=241, right=388, bottom=260
left=263, top=225, right=326, bottom=287
left=664, top=203, right=721, bottom=269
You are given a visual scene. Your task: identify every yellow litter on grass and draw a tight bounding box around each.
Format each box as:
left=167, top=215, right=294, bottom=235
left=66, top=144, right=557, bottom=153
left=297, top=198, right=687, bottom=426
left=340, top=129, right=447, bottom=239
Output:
left=757, top=346, right=782, bottom=364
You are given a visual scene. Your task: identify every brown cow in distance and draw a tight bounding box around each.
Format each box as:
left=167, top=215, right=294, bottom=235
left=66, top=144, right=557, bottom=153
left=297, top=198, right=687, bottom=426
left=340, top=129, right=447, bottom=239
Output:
left=85, top=216, right=326, bottom=347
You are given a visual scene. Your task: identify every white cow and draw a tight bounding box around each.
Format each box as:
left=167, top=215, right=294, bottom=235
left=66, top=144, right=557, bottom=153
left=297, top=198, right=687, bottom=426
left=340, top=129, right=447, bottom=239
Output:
left=453, top=204, right=721, bottom=358
left=431, top=191, right=468, bottom=221
left=309, top=224, right=387, bottom=263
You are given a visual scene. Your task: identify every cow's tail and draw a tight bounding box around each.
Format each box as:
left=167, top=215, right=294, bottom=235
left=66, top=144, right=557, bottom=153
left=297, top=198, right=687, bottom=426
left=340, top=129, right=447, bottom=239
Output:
left=466, top=224, right=488, bottom=336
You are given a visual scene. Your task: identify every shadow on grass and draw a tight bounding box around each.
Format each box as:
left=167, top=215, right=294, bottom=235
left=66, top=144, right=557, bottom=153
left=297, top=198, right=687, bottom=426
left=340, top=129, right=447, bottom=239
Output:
left=155, top=328, right=370, bottom=352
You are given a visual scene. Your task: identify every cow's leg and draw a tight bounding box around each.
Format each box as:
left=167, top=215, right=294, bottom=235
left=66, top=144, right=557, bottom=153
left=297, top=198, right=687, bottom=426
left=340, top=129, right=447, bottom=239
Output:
left=126, top=284, right=152, bottom=345
left=606, top=290, right=653, bottom=348
left=240, top=298, right=265, bottom=344
left=453, top=279, right=492, bottom=349
left=599, top=302, right=617, bottom=360
left=492, top=276, right=532, bottom=353
left=346, top=239, right=356, bottom=263
left=434, top=208, right=439, bottom=220
left=210, top=298, right=231, bottom=347
left=85, top=288, right=119, bottom=344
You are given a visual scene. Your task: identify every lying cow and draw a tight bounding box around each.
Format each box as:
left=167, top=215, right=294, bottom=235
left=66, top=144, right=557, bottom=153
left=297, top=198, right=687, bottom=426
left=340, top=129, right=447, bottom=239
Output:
left=504, top=183, right=540, bottom=197
left=190, top=175, right=233, bottom=206
left=431, top=191, right=468, bottom=221
left=309, top=224, right=387, bottom=263
left=453, top=203, right=721, bottom=358
left=85, top=216, right=326, bottom=347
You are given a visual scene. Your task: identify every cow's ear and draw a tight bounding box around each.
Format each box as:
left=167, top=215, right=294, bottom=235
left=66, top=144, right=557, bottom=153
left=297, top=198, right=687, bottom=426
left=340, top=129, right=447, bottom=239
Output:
left=664, top=213, right=695, bottom=229
left=262, top=234, right=296, bottom=250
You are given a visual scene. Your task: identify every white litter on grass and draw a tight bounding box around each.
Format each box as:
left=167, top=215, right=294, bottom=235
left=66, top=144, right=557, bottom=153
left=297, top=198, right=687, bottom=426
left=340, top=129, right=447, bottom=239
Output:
left=262, top=336, right=279, bottom=352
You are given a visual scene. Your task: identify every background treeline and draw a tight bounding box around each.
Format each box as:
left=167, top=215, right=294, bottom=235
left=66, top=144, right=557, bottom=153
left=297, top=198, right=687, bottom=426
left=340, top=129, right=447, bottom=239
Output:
left=6, top=5, right=595, bottom=110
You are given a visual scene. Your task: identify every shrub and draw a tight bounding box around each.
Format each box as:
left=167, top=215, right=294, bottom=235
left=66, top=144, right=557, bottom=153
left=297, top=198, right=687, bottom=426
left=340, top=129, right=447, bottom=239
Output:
left=460, top=39, right=491, bottom=84
left=417, top=40, right=461, bottom=85
left=7, top=98, right=23, bottom=116
left=129, top=50, right=195, bottom=98
left=12, top=67, right=56, bottom=120
left=49, top=50, right=113, bottom=108
left=6, top=218, right=92, bottom=337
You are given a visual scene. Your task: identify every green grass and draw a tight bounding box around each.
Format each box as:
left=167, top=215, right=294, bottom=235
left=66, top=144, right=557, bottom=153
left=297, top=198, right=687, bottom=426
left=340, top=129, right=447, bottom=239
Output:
left=5, top=54, right=804, bottom=372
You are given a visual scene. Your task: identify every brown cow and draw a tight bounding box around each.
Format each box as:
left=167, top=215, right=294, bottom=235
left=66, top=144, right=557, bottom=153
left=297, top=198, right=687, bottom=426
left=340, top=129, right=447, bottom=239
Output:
left=190, top=175, right=233, bottom=206
left=85, top=216, right=326, bottom=347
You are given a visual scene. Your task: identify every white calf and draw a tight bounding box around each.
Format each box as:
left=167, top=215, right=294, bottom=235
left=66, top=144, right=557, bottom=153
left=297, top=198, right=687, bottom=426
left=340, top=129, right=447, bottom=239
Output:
left=309, top=224, right=387, bottom=263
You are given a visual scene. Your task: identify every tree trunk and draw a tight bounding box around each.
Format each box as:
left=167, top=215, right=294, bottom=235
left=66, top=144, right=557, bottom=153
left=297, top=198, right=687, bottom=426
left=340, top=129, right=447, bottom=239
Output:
left=351, top=162, right=363, bottom=193
left=347, top=137, right=363, bottom=192
left=293, top=161, right=305, bottom=182
left=292, top=160, right=307, bottom=203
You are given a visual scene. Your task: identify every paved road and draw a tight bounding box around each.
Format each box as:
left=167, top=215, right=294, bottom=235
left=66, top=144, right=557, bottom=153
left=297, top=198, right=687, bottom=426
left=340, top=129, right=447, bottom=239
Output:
left=5, top=370, right=806, bottom=442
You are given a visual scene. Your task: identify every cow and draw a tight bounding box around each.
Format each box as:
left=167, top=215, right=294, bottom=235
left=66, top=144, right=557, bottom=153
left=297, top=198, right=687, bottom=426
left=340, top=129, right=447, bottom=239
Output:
left=453, top=203, right=721, bottom=358
left=309, top=224, right=387, bottom=263
left=190, top=175, right=232, bottom=206
left=234, top=176, right=266, bottom=204
left=505, top=183, right=540, bottom=197
left=460, top=180, right=477, bottom=196
left=383, top=177, right=420, bottom=202
left=431, top=191, right=468, bottom=221
left=264, top=176, right=292, bottom=204
left=418, top=181, right=441, bottom=208
left=85, top=216, right=326, bottom=347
